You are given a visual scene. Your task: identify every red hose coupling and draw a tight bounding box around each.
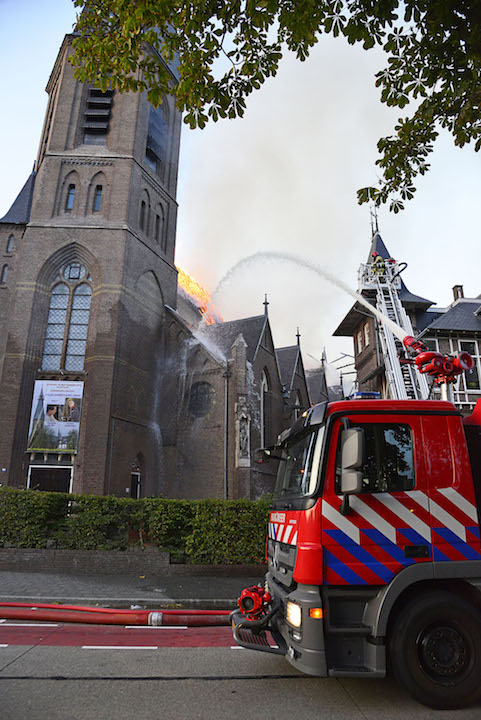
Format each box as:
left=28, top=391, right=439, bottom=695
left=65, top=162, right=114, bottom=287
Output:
left=237, top=585, right=272, bottom=617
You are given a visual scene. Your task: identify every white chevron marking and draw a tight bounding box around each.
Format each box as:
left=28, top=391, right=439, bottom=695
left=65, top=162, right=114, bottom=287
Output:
left=429, top=499, right=467, bottom=542
left=409, top=491, right=430, bottom=512
left=375, top=494, right=432, bottom=543
left=438, top=488, right=479, bottom=524
left=350, top=496, right=397, bottom=544
left=322, top=500, right=360, bottom=544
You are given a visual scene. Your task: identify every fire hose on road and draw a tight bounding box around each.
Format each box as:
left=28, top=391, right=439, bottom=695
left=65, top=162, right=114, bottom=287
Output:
left=0, top=602, right=230, bottom=626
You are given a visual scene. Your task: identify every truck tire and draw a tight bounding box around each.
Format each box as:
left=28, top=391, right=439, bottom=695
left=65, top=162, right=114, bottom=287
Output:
left=389, top=590, right=481, bottom=709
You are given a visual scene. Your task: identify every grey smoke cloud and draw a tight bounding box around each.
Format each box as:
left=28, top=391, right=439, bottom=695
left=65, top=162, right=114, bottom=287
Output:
left=176, top=33, right=481, bottom=372
left=176, top=37, right=399, bottom=368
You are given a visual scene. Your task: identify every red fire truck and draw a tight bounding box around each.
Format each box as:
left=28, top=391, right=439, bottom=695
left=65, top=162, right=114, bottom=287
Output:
left=232, top=340, right=481, bottom=709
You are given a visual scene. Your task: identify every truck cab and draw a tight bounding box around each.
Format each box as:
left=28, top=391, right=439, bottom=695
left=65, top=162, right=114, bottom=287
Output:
left=232, top=398, right=481, bottom=709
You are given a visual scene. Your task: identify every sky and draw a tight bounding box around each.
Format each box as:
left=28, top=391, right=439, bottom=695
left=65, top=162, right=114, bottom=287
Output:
left=1, top=0, right=481, bottom=384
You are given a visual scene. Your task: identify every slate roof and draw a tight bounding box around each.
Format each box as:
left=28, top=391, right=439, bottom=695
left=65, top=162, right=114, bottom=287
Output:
left=0, top=171, right=36, bottom=224
left=369, top=232, right=433, bottom=308
left=333, top=300, right=375, bottom=336
left=415, top=308, right=445, bottom=333
left=306, top=367, right=329, bottom=404
left=421, top=300, right=481, bottom=334
left=275, top=345, right=299, bottom=388
left=203, top=315, right=266, bottom=363
left=335, top=232, right=434, bottom=336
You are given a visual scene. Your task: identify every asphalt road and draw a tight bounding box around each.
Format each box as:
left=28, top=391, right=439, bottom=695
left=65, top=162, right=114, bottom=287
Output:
left=1, top=623, right=481, bottom=720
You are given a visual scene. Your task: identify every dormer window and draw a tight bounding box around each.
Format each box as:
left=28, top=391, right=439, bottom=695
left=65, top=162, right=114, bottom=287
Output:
left=65, top=184, right=75, bottom=212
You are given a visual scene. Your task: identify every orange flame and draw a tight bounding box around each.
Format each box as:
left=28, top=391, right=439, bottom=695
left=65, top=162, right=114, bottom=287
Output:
left=176, top=266, right=223, bottom=325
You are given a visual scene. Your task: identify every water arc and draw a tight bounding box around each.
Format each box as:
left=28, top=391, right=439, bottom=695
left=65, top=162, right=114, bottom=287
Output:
left=211, top=250, right=408, bottom=343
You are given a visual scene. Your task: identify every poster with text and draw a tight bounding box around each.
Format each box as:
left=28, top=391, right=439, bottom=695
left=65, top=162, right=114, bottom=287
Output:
left=27, top=380, right=84, bottom=453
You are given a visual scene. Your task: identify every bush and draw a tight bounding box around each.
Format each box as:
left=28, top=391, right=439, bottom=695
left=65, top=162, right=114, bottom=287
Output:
left=0, top=488, right=270, bottom=563
left=142, top=499, right=196, bottom=559
left=0, top=487, right=69, bottom=548
left=53, top=495, right=134, bottom=550
left=185, top=497, right=270, bottom=564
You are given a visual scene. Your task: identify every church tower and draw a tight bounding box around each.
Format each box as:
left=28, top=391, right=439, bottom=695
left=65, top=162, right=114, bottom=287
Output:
left=0, top=34, right=182, bottom=497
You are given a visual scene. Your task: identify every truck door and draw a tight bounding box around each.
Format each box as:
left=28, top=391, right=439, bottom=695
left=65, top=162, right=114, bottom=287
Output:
left=321, top=414, right=431, bottom=585
left=422, top=414, right=481, bottom=561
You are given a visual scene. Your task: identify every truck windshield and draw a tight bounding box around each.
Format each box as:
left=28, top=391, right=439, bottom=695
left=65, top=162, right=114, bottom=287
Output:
left=274, top=427, right=324, bottom=497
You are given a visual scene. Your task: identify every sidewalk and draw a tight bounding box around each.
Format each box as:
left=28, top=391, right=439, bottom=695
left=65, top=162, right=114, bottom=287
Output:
left=0, top=569, right=265, bottom=609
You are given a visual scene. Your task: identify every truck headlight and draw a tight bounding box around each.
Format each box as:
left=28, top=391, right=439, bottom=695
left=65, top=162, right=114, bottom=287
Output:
left=286, top=601, right=302, bottom=628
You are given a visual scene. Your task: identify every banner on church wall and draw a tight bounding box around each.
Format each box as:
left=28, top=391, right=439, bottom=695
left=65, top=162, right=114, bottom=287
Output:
left=27, top=381, right=84, bottom=453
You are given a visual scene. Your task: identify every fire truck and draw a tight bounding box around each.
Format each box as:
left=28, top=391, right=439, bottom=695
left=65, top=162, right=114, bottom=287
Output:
left=231, top=338, right=481, bottom=709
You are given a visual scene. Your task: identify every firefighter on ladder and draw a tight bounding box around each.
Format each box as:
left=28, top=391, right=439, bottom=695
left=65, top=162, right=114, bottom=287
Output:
left=371, top=251, right=386, bottom=277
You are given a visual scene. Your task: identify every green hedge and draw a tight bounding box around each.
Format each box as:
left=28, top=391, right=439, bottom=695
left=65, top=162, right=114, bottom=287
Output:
left=0, top=487, right=69, bottom=548
left=0, top=487, right=270, bottom=564
left=186, top=498, right=271, bottom=564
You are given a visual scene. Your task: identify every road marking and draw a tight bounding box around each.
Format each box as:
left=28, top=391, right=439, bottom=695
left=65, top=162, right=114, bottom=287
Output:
left=124, top=625, right=188, bottom=630
left=0, top=623, right=59, bottom=627
left=230, top=645, right=279, bottom=649
left=82, top=646, right=158, bottom=650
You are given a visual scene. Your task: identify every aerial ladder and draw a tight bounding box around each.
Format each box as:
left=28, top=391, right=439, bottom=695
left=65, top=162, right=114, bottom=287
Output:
left=358, top=257, right=430, bottom=400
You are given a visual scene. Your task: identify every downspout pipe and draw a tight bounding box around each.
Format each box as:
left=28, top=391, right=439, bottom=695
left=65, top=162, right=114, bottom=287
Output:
left=223, top=365, right=231, bottom=500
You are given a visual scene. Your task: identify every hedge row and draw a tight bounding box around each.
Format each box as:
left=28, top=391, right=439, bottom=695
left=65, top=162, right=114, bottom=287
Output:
left=0, top=487, right=270, bottom=564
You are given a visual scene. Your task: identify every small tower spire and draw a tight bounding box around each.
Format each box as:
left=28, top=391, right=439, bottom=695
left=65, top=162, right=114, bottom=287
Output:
left=263, top=294, right=269, bottom=316
left=296, top=327, right=301, bottom=347
left=370, top=204, right=379, bottom=236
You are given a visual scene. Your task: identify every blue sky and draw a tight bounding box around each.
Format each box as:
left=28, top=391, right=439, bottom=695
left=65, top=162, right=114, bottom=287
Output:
left=1, top=0, right=480, bottom=374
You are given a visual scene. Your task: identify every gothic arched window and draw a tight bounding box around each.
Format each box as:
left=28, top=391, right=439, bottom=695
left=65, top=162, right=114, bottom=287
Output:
left=260, top=370, right=269, bottom=446
left=41, top=263, right=92, bottom=372
left=6, top=235, right=14, bottom=253
left=65, top=184, right=75, bottom=212
left=0, top=264, right=8, bottom=285
left=93, top=185, right=102, bottom=212
left=140, top=201, right=146, bottom=230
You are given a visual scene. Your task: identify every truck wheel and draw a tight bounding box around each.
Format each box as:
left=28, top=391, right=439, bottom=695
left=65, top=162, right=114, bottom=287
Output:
left=389, top=590, right=481, bottom=709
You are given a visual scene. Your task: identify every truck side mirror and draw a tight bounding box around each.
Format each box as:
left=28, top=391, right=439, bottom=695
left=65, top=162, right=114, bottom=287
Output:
left=254, top=448, right=270, bottom=464
left=340, top=428, right=365, bottom=514
left=254, top=447, right=285, bottom=464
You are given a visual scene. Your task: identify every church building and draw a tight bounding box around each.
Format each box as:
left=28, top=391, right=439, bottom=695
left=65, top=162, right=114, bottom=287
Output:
left=0, top=32, right=314, bottom=500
